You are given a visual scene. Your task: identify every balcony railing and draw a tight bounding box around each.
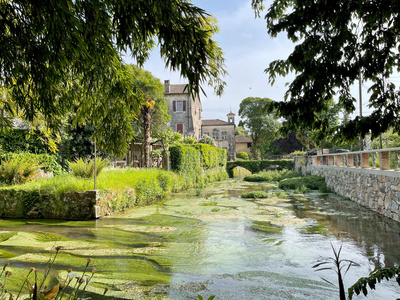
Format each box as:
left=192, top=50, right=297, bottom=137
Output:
left=304, top=148, right=400, bottom=171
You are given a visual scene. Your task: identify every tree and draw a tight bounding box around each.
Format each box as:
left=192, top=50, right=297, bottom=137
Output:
left=1, top=0, right=227, bottom=156
left=238, top=97, right=281, bottom=159
left=252, top=0, right=400, bottom=142
left=129, top=65, right=169, bottom=167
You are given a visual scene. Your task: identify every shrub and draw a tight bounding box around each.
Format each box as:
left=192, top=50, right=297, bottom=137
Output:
left=157, top=170, right=172, bottom=192
left=198, top=134, right=216, bottom=146
left=68, top=157, right=109, bottom=178
left=241, top=191, right=269, bottom=198
left=0, top=152, right=63, bottom=174
left=236, top=151, right=249, bottom=160
left=0, top=156, right=42, bottom=185
left=278, top=175, right=326, bottom=190
left=244, top=170, right=299, bottom=182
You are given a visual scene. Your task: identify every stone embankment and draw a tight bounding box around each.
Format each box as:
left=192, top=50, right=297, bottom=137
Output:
left=298, top=161, right=400, bottom=222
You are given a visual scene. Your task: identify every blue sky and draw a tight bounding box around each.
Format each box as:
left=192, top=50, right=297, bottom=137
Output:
left=126, top=0, right=296, bottom=124
left=123, top=0, right=390, bottom=124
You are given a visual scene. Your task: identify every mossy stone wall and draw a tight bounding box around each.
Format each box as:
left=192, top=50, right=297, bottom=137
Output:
left=0, top=190, right=119, bottom=220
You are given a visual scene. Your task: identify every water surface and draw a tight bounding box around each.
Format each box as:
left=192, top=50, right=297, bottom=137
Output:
left=0, top=179, right=399, bottom=299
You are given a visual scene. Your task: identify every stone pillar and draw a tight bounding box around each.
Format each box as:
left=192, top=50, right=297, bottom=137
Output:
left=361, top=152, right=369, bottom=169
left=347, top=154, right=354, bottom=167
left=328, top=155, right=334, bottom=166
left=336, top=155, right=342, bottom=167
left=379, top=151, right=390, bottom=170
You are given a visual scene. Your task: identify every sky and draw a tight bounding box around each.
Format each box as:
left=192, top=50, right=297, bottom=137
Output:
left=125, top=0, right=296, bottom=124
left=124, top=0, right=374, bottom=124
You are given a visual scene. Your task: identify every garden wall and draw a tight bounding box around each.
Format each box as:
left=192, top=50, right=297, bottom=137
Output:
left=0, top=189, right=114, bottom=220
left=300, top=163, right=400, bottom=222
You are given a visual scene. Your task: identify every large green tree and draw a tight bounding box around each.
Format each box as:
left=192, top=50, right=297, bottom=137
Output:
left=238, top=97, right=281, bottom=159
left=0, top=0, right=227, bottom=156
left=252, top=0, right=400, bottom=142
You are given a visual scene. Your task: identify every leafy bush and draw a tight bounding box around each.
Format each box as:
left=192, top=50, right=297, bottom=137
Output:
left=0, top=152, right=63, bottom=174
left=241, top=191, right=269, bottom=198
left=0, top=156, right=42, bottom=185
left=198, top=134, right=216, bottom=146
left=244, top=170, right=299, bottom=182
left=68, top=157, right=109, bottom=178
left=182, top=137, right=196, bottom=144
left=236, top=151, right=249, bottom=160
left=157, top=170, right=172, bottom=192
left=278, top=175, right=326, bottom=190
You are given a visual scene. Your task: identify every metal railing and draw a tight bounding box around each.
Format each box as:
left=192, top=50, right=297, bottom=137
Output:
left=303, top=147, right=400, bottom=171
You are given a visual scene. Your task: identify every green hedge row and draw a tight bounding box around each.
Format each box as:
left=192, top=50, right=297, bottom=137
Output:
left=170, top=143, right=227, bottom=186
left=226, top=159, right=294, bottom=178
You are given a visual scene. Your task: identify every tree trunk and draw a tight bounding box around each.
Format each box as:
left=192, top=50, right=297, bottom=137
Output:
left=142, top=108, right=152, bottom=168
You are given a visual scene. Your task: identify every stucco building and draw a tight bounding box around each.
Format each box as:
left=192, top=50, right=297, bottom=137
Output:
left=202, top=112, right=236, bottom=160
left=235, top=135, right=253, bottom=156
left=164, top=80, right=202, bottom=139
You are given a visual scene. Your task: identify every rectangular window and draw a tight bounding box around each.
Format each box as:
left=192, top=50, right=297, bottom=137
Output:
left=221, top=132, right=227, bottom=140
left=173, top=100, right=186, bottom=112
left=177, top=124, right=183, bottom=134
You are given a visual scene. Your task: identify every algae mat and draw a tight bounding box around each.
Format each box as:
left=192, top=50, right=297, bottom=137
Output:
left=0, top=180, right=400, bottom=299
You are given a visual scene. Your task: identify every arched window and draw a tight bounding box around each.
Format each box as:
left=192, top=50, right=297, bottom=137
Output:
left=212, top=128, right=219, bottom=140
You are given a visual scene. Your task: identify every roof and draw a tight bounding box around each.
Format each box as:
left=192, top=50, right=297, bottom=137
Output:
left=235, top=135, right=253, bottom=143
left=166, top=84, right=189, bottom=94
left=202, top=119, right=234, bottom=126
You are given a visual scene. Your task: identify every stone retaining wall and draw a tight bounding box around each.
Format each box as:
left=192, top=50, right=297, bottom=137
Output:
left=299, top=163, right=400, bottom=222
left=0, top=190, right=115, bottom=220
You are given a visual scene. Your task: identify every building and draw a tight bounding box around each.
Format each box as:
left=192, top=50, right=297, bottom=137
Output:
left=201, top=112, right=236, bottom=160
left=164, top=80, right=202, bottom=139
left=235, top=135, right=253, bottom=156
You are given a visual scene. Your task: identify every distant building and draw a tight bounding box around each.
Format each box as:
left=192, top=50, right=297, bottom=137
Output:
left=164, top=80, right=202, bottom=139
left=235, top=135, right=252, bottom=156
left=202, top=111, right=236, bottom=160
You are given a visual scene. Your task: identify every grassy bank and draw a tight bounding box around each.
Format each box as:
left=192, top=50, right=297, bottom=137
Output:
left=0, top=167, right=228, bottom=216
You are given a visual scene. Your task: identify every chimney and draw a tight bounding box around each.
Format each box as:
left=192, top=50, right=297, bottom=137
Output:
left=164, top=80, right=170, bottom=93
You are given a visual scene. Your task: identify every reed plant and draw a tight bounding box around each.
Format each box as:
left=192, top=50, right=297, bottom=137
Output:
left=0, top=248, right=107, bottom=300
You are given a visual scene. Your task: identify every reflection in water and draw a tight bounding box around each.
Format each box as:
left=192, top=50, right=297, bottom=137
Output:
left=0, top=180, right=399, bottom=299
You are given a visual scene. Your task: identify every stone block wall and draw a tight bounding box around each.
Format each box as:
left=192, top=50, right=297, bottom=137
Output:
left=0, top=189, right=117, bottom=220
left=300, top=163, right=400, bottom=222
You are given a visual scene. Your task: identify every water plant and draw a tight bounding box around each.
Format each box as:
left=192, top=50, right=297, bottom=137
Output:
left=0, top=247, right=107, bottom=300
left=278, top=175, right=326, bottom=190
left=312, top=244, right=359, bottom=300
left=243, top=169, right=299, bottom=182
left=241, top=191, right=269, bottom=198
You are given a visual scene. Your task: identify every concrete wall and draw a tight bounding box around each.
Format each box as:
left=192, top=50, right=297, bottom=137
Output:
left=300, top=163, right=400, bottom=222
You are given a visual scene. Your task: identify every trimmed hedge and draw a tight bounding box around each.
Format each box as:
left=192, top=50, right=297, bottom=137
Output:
left=226, top=159, right=294, bottom=178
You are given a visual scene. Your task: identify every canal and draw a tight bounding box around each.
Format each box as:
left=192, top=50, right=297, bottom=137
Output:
left=0, top=179, right=399, bottom=299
